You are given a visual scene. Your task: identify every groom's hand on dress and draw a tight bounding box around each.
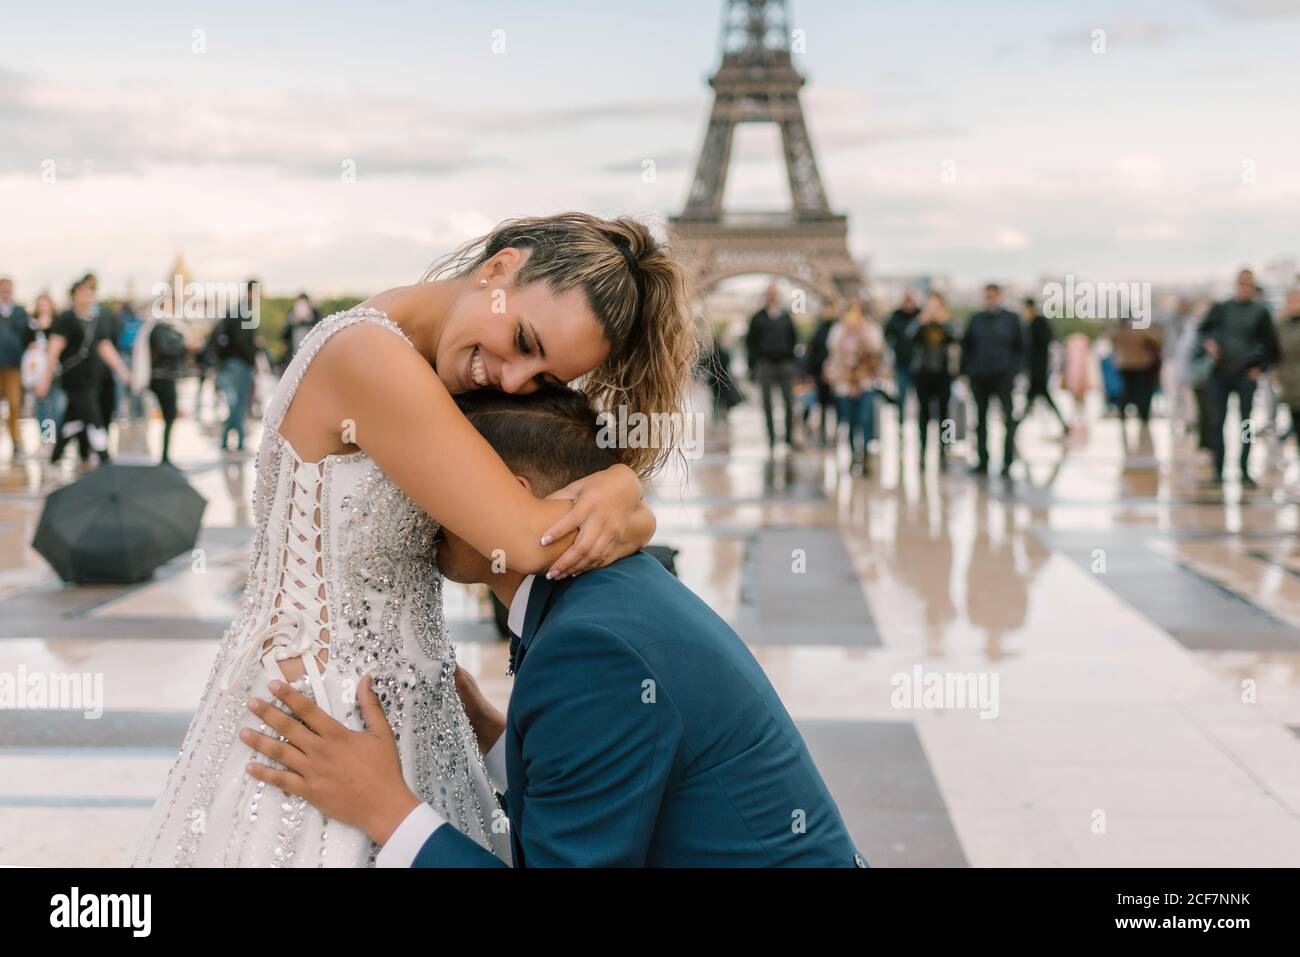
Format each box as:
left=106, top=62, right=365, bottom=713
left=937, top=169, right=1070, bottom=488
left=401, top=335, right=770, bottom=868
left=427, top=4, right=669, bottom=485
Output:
left=240, top=676, right=421, bottom=846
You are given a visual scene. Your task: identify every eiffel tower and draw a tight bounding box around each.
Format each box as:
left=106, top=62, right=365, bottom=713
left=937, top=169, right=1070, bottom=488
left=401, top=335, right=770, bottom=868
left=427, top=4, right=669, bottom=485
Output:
left=671, top=0, right=863, bottom=303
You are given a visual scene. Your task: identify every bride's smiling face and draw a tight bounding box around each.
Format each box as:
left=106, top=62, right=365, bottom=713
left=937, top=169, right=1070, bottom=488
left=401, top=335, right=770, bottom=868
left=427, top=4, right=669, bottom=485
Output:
left=436, top=249, right=611, bottom=396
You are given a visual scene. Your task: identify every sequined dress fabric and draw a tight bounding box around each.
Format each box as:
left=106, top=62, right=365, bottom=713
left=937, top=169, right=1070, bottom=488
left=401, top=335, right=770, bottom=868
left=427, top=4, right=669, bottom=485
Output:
left=130, top=308, right=510, bottom=866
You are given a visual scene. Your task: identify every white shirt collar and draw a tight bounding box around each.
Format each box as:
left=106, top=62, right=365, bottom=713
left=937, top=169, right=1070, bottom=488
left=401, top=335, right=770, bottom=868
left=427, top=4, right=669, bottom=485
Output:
left=506, top=574, right=536, bottom=638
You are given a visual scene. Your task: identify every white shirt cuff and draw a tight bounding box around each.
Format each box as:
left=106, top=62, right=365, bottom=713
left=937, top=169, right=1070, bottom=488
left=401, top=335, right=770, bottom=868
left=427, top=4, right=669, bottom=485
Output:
left=484, top=733, right=508, bottom=794
left=375, top=802, right=446, bottom=868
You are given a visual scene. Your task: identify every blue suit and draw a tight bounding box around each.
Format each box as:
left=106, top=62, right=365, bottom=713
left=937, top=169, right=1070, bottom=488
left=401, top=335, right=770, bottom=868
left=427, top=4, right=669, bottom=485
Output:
left=414, top=551, right=864, bottom=867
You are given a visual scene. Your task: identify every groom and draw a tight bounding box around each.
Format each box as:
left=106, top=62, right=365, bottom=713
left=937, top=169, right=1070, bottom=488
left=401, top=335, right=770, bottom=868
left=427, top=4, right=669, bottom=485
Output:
left=242, top=385, right=865, bottom=867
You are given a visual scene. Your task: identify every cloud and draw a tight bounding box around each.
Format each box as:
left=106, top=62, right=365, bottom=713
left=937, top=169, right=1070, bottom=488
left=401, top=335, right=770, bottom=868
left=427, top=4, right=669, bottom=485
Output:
left=873, top=68, right=925, bottom=85
left=0, top=69, right=487, bottom=178
left=802, top=87, right=962, bottom=151
left=1115, top=222, right=1187, bottom=242
left=1113, top=153, right=1170, bottom=189
left=1206, top=0, right=1300, bottom=17
left=0, top=65, right=699, bottom=179
left=597, top=86, right=961, bottom=176
left=470, top=98, right=702, bottom=132
left=817, top=121, right=963, bottom=151
left=599, top=150, right=693, bottom=175
left=1049, top=19, right=1186, bottom=49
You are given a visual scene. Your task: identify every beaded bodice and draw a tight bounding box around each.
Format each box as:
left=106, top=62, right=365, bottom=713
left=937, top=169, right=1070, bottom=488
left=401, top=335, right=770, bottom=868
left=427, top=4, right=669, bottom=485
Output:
left=221, top=308, right=453, bottom=710
left=130, top=306, right=507, bottom=867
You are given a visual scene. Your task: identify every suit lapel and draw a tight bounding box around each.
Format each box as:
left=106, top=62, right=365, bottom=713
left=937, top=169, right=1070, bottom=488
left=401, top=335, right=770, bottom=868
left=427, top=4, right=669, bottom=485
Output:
left=504, top=574, right=569, bottom=867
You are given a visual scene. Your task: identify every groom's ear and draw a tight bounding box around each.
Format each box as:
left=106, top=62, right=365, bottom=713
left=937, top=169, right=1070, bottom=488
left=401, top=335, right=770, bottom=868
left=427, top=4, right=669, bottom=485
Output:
left=516, top=474, right=535, bottom=497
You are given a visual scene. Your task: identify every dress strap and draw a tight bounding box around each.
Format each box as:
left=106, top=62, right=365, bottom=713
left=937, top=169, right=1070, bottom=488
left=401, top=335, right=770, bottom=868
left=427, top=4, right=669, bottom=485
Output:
left=263, top=307, right=413, bottom=434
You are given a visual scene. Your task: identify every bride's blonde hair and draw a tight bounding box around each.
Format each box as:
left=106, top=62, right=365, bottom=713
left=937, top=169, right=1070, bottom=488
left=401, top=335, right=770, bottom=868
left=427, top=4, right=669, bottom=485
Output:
left=423, top=212, right=699, bottom=477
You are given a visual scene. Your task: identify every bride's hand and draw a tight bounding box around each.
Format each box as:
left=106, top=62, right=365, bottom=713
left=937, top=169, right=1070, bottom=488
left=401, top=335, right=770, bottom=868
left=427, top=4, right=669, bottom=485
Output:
left=540, top=463, right=655, bottom=579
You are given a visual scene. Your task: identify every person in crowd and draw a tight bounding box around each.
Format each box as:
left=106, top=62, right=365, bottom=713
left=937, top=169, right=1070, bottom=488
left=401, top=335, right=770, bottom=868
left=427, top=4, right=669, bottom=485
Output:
left=884, top=290, right=920, bottom=432
left=21, top=293, right=63, bottom=438
left=804, top=299, right=839, bottom=446
left=83, top=273, right=123, bottom=434
left=1062, top=330, right=1091, bottom=427
left=1164, top=298, right=1199, bottom=440
left=130, top=313, right=191, bottom=465
left=961, top=283, right=1024, bottom=476
left=207, top=279, right=264, bottom=453
left=1098, top=337, right=1124, bottom=415
left=1092, top=338, right=1123, bottom=413
left=1021, top=297, right=1069, bottom=436
left=0, top=276, right=29, bottom=460
left=1260, top=349, right=1284, bottom=441
left=1271, top=286, right=1300, bottom=455
left=910, top=290, right=957, bottom=472
left=281, top=292, right=320, bottom=371
left=193, top=331, right=217, bottom=424
left=35, top=278, right=132, bottom=467
left=701, top=324, right=743, bottom=424
left=1197, top=268, right=1280, bottom=486
left=1111, top=316, right=1163, bottom=425
left=745, top=282, right=801, bottom=452
left=825, top=299, right=883, bottom=476
left=116, top=297, right=145, bottom=420
left=1183, top=301, right=1215, bottom=454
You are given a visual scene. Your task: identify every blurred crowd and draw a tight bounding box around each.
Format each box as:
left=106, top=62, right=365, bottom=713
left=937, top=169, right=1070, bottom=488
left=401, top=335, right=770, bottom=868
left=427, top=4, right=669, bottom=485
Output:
left=3, top=266, right=1298, bottom=490
left=703, top=268, right=1300, bottom=486
left=0, top=273, right=323, bottom=469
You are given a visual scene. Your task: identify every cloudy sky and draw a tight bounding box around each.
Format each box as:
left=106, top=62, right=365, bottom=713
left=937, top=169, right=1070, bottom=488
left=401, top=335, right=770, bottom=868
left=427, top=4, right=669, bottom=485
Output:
left=1, top=0, right=1298, bottom=299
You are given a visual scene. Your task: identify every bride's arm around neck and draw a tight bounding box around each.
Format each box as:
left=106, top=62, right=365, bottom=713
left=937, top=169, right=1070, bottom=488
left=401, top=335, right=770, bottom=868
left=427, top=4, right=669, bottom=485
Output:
left=289, top=321, right=579, bottom=574
left=286, top=319, right=611, bottom=576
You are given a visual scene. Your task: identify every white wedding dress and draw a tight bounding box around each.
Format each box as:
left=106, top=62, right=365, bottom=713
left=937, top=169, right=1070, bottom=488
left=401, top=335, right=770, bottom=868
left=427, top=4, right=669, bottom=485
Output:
left=131, top=307, right=510, bottom=867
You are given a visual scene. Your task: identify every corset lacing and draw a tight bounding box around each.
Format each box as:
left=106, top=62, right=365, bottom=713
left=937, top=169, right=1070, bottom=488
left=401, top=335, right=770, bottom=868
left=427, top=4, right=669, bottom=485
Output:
left=221, top=456, right=335, bottom=717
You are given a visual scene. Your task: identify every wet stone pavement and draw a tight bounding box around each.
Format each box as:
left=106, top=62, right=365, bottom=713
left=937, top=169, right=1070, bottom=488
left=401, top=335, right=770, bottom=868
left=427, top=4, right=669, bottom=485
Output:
left=2, top=382, right=1299, bottom=866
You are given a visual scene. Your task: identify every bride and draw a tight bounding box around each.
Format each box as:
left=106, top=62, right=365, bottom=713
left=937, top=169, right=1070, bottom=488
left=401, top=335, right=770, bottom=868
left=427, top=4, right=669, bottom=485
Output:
left=130, top=213, right=696, bottom=866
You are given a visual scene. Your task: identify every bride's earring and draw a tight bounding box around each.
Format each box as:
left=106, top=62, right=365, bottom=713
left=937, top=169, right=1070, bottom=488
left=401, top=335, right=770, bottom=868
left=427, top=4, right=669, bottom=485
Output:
left=479, top=278, right=488, bottom=287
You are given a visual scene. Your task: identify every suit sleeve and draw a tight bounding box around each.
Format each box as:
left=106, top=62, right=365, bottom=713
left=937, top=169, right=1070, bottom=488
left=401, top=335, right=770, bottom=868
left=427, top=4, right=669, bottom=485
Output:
left=511, top=622, right=683, bottom=866
left=411, top=817, right=508, bottom=867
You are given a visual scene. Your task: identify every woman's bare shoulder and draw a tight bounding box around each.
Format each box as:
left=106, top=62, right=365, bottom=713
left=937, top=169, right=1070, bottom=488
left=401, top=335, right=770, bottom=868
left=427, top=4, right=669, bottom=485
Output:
left=308, top=318, right=453, bottom=422
left=315, top=317, right=421, bottom=372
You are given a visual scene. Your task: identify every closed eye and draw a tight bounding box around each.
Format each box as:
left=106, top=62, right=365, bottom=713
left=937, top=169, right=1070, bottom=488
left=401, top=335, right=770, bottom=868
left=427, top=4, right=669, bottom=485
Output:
left=516, top=326, right=532, bottom=356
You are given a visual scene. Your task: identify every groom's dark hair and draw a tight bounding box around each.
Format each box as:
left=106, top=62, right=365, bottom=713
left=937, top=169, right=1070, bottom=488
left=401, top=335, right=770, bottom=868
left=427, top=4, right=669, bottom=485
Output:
left=455, top=385, right=618, bottom=497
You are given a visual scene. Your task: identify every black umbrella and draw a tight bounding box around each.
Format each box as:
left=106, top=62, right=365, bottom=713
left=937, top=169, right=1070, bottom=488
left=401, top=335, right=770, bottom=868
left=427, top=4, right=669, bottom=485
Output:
left=33, top=464, right=208, bottom=584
